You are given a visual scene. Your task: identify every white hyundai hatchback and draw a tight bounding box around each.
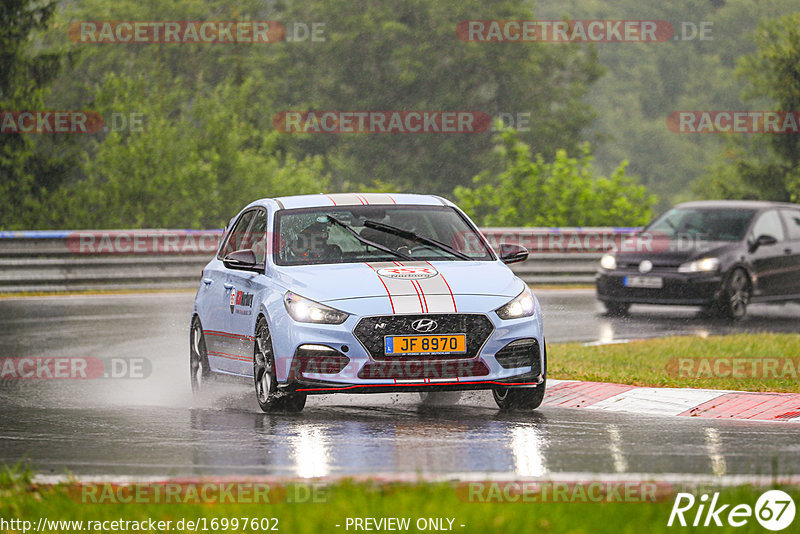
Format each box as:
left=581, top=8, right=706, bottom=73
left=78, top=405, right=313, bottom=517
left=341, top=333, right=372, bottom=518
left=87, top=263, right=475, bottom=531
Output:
left=190, top=193, right=546, bottom=412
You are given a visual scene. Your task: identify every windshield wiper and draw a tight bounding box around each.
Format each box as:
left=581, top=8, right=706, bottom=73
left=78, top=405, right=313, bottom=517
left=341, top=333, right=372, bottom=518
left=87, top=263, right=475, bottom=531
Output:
left=362, top=220, right=474, bottom=261
left=325, top=216, right=413, bottom=261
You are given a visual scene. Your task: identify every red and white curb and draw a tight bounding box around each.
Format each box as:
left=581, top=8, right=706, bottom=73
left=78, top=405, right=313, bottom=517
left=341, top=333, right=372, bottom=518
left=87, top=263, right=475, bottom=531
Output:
left=545, top=380, right=800, bottom=422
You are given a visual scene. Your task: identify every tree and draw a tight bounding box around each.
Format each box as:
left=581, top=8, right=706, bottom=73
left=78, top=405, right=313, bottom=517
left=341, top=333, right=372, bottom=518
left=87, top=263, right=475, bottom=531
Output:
left=276, top=0, right=603, bottom=195
left=46, top=73, right=326, bottom=229
left=454, top=126, right=656, bottom=226
left=0, top=0, right=74, bottom=229
left=695, top=13, right=800, bottom=202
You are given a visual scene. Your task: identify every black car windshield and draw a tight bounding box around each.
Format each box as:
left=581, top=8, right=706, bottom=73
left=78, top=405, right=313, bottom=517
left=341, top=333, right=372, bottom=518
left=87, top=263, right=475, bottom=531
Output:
left=645, top=207, right=756, bottom=242
left=274, top=205, right=494, bottom=265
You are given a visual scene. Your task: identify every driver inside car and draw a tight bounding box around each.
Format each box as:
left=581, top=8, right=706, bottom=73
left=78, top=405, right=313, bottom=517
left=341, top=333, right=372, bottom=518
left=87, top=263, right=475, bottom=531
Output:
left=289, top=221, right=342, bottom=262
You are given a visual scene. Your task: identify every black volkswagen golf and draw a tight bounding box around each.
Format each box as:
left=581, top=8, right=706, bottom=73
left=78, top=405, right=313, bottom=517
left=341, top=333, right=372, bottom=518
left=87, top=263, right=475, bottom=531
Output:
left=596, top=200, right=800, bottom=319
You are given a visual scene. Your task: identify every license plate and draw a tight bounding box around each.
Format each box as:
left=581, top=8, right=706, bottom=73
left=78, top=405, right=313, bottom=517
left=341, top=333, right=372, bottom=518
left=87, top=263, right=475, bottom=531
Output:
left=384, top=334, right=467, bottom=355
left=624, top=276, right=664, bottom=289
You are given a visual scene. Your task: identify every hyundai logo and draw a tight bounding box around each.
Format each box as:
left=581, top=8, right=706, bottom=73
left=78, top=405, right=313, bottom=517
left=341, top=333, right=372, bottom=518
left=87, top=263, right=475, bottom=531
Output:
left=411, top=319, right=438, bottom=332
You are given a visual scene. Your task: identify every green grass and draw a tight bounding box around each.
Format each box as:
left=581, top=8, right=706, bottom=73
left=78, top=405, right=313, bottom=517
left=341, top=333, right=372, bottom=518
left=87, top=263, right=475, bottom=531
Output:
left=1, top=466, right=798, bottom=534
left=551, top=333, right=800, bottom=393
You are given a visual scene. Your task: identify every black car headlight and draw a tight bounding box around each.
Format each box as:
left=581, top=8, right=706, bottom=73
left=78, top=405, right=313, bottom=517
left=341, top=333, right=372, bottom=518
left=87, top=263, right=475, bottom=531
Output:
left=284, top=292, right=349, bottom=324
left=600, top=254, right=617, bottom=270
left=495, top=287, right=536, bottom=320
left=678, top=257, right=720, bottom=273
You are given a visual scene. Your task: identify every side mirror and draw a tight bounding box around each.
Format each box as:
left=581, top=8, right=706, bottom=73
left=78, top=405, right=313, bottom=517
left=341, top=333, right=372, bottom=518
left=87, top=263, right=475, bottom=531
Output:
left=223, top=249, right=262, bottom=272
left=499, top=243, right=529, bottom=265
left=749, top=234, right=777, bottom=253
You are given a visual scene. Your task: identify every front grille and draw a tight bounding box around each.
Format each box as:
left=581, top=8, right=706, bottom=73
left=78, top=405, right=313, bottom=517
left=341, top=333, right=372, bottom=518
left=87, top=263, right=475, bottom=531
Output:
left=353, top=314, right=494, bottom=360
left=495, top=338, right=540, bottom=371
left=358, top=359, right=490, bottom=380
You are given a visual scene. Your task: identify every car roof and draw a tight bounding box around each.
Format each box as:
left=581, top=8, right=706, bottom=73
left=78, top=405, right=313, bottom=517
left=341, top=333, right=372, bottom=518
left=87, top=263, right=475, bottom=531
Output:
left=674, top=200, right=800, bottom=211
left=259, top=193, right=454, bottom=210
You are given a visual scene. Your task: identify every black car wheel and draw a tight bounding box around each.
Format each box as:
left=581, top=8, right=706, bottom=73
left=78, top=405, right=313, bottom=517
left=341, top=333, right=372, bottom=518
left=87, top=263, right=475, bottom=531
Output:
left=254, top=316, right=306, bottom=413
left=190, top=316, right=212, bottom=395
left=603, top=301, right=630, bottom=316
left=715, top=268, right=751, bottom=320
left=493, top=341, right=547, bottom=410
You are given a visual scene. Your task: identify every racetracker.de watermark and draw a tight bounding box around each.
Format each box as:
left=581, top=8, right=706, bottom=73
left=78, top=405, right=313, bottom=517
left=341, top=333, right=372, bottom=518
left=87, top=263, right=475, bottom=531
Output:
left=667, top=111, right=800, bottom=133
left=456, top=481, right=673, bottom=503
left=0, top=111, right=104, bottom=134
left=65, top=230, right=222, bottom=255
left=666, top=358, right=800, bottom=379
left=457, top=20, right=678, bottom=42
left=68, top=21, right=286, bottom=43
left=76, top=481, right=327, bottom=504
left=273, top=111, right=492, bottom=134
left=0, top=357, right=150, bottom=380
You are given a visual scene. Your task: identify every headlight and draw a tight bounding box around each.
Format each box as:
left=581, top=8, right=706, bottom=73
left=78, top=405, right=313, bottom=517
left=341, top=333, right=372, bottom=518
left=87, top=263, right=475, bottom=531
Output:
left=284, top=292, right=349, bottom=324
left=678, top=257, right=720, bottom=273
left=496, top=287, right=536, bottom=320
left=600, top=254, right=617, bottom=270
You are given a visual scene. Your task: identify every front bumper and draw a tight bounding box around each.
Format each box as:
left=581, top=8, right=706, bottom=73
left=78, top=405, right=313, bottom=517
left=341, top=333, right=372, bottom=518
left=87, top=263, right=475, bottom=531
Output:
left=287, top=370, right=544, bottom=395
left=596, top=270, right=723, bottom=305
left=271, top=310, right=545, bottom=393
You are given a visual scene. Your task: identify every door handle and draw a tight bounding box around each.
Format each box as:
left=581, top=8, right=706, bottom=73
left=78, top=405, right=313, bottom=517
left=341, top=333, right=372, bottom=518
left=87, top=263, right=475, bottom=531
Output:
left=785, top=248, right=793, bottom=255
left=203, top=278, right=213, bottom=285
left=223, top=282, right=235, bottom=290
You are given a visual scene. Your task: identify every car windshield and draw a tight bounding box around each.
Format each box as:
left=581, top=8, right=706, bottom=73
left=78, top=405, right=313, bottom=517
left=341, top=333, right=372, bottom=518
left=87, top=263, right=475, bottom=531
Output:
left=645, top=207, right=756, bottom=242
left=274, top=205, right=494, bottom=265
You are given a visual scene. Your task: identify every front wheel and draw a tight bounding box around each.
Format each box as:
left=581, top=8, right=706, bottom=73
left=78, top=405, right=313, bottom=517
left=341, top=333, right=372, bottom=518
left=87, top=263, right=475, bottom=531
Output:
left=493, top=341, right=547, bottom=410
left=190, top=316, right=212, bottom=395
left=714, top=268, right=750, bottom=320
left=254, top=317, right=306, bottom=413
left=493, top=379, right=547, bottom=410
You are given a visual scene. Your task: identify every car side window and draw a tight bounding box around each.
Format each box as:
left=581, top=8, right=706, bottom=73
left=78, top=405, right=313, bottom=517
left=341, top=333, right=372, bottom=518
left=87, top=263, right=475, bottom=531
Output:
left=248, top=210, right=268, bottom=264
left=750, top=209, right=785, bottom=243
left=780, top=210, right=800, bottom=240
left=219, top=210, right=257, bottom=259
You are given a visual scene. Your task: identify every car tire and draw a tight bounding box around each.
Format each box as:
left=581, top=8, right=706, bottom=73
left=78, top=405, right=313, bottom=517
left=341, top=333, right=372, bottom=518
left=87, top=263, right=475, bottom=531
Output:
left=492, top=341, right=547, bottom=410
left=190, top=316, right=212, bottom=395
left=254, top=316, right=307, bottom=413
left=714, top=268, right=750, bottom=320
left=603, top=301, right=630, bottom=316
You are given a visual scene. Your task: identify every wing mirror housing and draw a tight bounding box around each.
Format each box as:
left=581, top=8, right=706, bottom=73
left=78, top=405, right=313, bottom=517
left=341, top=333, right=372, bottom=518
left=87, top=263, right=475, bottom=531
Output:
left=222, top=249, right=263, bottom=272
left=499, top=243, right=529, bottom=265
left=749, top=234, right=777, bottom=253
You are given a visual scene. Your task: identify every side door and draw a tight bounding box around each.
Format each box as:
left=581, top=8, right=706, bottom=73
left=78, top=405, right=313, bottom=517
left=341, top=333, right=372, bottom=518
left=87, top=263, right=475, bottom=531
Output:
left=746, top=209, right=787, bottom=298
left=779, top=209, right=800, bottom=297
left=205, top=209, right=258, bottom=373
left=226, top=208, right=270, bottom=376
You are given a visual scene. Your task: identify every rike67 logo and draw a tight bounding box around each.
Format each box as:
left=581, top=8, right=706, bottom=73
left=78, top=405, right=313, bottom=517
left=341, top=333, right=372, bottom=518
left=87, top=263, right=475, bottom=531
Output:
left=668, top=490, right=795, bottom=530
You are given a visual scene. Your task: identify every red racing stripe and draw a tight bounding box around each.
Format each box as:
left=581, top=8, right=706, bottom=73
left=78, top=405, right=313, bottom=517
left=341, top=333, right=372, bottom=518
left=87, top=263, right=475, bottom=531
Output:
left=426, top=261, right=457, bottom=312
left=366, top=263, right=396, bottom=313
left=411, top=279, right=428, bottom=312
left=207, top=351, right=250, bottom=362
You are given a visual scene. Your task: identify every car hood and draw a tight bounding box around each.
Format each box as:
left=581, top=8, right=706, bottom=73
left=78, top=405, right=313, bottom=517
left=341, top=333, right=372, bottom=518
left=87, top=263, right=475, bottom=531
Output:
left=270, top=260, right=524, bottom=303
left=614, top=238, right=734, bottom=268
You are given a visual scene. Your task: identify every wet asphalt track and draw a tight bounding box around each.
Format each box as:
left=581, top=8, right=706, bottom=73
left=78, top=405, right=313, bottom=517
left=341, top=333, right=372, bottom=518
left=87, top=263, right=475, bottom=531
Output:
left=0, top=290, right=798, bottom=479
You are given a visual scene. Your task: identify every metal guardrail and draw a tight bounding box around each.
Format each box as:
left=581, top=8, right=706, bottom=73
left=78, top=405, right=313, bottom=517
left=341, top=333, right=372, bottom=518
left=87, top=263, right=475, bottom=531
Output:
left=0, top=228, right=638, bottom=292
